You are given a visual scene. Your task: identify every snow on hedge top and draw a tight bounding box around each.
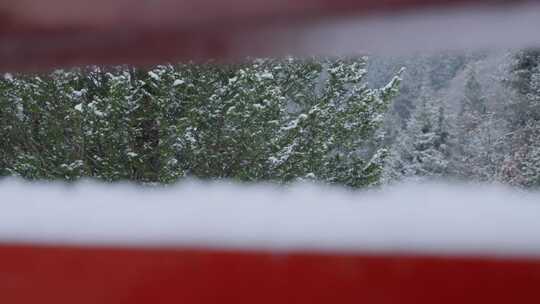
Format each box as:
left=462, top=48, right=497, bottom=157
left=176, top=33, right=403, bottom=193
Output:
left=1, top=179, right=540, bottom=257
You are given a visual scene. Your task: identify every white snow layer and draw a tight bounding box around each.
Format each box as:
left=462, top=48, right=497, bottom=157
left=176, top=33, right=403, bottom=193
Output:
left=2, top=179, right=540, bottom=257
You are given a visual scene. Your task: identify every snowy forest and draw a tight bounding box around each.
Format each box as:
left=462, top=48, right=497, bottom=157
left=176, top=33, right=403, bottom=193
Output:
left=1, top=50, right=540, bottom=188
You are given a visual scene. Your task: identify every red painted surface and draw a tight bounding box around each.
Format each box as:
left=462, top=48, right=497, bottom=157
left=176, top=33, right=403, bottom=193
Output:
left=1, top=244, right=540, bottom=304
left=0, top=0, right=525, bottom=71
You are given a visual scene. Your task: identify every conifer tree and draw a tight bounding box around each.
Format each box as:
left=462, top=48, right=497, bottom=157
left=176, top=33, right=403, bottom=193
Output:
left=384, top=85, right=451, bottom=182
left=0, top=58, right=402, bottom=187
left=453, top=67, right=504, bottom=181
left=500, top=51, right=540, bottom=187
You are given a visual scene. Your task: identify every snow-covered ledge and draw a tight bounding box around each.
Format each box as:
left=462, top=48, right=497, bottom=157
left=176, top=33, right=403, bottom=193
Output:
left=1, top=179, right=540, bottom=257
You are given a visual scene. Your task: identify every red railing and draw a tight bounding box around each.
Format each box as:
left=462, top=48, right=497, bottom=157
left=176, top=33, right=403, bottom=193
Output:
left=0, top=0, right=529, bottom=70
left=2, top=245, right=540, bottom=304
